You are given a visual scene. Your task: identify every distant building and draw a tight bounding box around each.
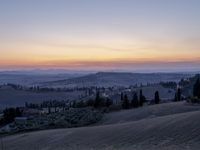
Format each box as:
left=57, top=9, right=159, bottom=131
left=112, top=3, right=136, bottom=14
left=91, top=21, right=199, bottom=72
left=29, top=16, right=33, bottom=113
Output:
left=15, top=117, right=28, bottom=125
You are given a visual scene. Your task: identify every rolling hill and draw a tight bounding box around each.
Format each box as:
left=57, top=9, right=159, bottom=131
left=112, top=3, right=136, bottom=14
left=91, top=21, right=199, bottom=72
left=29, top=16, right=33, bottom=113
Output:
left=3, top=102, right=200, bottom=150
left=0, top=86, right=85, bottom=109
left=39, top=72, right=192, bottom=88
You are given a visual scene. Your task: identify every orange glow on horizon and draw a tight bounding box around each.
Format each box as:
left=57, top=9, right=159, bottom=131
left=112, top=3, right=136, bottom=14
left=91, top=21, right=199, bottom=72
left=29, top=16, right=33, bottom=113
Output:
left=1, top=33, right=200, bottom=70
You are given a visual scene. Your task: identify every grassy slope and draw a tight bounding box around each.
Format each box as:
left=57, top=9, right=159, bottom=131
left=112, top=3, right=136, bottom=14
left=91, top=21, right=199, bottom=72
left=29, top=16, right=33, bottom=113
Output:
left=0, top=87, right=84, bottom=109
left=2, top=102, right=200, bottom=150
left=98, top=101, right=200, bottom=125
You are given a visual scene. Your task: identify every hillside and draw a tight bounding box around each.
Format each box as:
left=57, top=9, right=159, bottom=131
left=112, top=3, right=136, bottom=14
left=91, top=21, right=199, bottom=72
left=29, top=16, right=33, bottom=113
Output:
left=98, top=101, right=200, bottom=125
left=3, top=102, right=200, bottom=150
left=0, top=84, right=175, bottom=109
left=40, top=72, right=191, bottom=88
left=0, top=86, right=85, bottom=109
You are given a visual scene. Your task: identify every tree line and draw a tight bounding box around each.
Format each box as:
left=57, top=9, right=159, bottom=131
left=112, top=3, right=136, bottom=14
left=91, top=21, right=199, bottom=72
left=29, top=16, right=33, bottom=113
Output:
left=1, top=76, right=199, bottom=127
left=191, top=76, right=200, bottom=103
left=120, top=89, right=162, bottom=110
left=0, top=108, right=22, bottom=126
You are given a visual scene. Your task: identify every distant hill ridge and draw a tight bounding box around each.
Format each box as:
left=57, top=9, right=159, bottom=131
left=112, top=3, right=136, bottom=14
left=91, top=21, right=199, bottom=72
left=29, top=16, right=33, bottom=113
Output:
left=39, top=72, right=192, bottom=88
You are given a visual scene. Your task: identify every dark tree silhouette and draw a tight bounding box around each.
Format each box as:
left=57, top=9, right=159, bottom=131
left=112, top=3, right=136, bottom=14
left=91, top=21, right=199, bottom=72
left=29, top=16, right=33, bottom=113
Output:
left=105, top=98, right=113, bottom=108
left=94, top=90, right=105, bottom=108
left=94, top=90, right=100, bottom=108
left=177, top=88, right=181, bottom=101
left=193, top=77, right=200, bottom=98
left=121, top=92, right=124, bottom=101
left=139, top=90, right=146, bottom=106
left=174, top=92, right=177, bottom=102
left=72, top=101, right=77, bottom=108
left=154, top=91, right=160, bottom=104
left=174, top=87, right=181, bottom=101
left=3, top=108, right=22, bottom=124
left=122, top=94, right=129, bottom=109
left=131, top=92, right=139, bottom=108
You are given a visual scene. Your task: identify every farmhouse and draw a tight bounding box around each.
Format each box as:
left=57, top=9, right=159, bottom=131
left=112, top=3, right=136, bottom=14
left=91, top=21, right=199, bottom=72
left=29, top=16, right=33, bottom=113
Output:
left=15, top=117, right=28, bottom=125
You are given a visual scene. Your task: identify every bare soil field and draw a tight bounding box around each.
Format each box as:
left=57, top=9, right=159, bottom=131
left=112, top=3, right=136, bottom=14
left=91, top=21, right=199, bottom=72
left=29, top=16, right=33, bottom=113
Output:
left=2, top=102, right=200, bottom=150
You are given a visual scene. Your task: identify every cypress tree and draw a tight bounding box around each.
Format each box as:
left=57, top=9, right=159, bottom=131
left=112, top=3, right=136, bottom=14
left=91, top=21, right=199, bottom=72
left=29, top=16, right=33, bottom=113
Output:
left=94, top=90, right=100, bottom=108
left=174, top=87, right=181, bottom=101
left=131, top=92, right=139, bottom=108
left=121, top=92, right=124, bottom=101
left=193, top=76, right=200, bottom=98
left=139, top=89, right=144, bottom=106
left=177, top=88, right=181, bottom=101
left=154, top=91, right=160, bottom=104
left=122, top=94, right=129, bottom=109
left=174, top=93, right=177, bottom=102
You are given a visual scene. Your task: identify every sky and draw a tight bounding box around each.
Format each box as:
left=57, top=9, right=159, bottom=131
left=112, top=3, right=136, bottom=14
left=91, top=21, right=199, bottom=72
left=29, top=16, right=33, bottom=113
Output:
left=0, top=0, right=200, bottom=72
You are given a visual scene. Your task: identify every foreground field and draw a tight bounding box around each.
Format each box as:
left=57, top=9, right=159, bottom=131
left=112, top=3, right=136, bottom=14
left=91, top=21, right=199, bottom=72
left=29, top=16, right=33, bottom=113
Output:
left=2, top=102, right=200, bottom=150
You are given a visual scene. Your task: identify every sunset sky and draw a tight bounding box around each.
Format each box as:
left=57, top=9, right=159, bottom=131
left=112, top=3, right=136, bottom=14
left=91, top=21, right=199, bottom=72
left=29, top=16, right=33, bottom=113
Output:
left=0, top=0, right=200, bottom=72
